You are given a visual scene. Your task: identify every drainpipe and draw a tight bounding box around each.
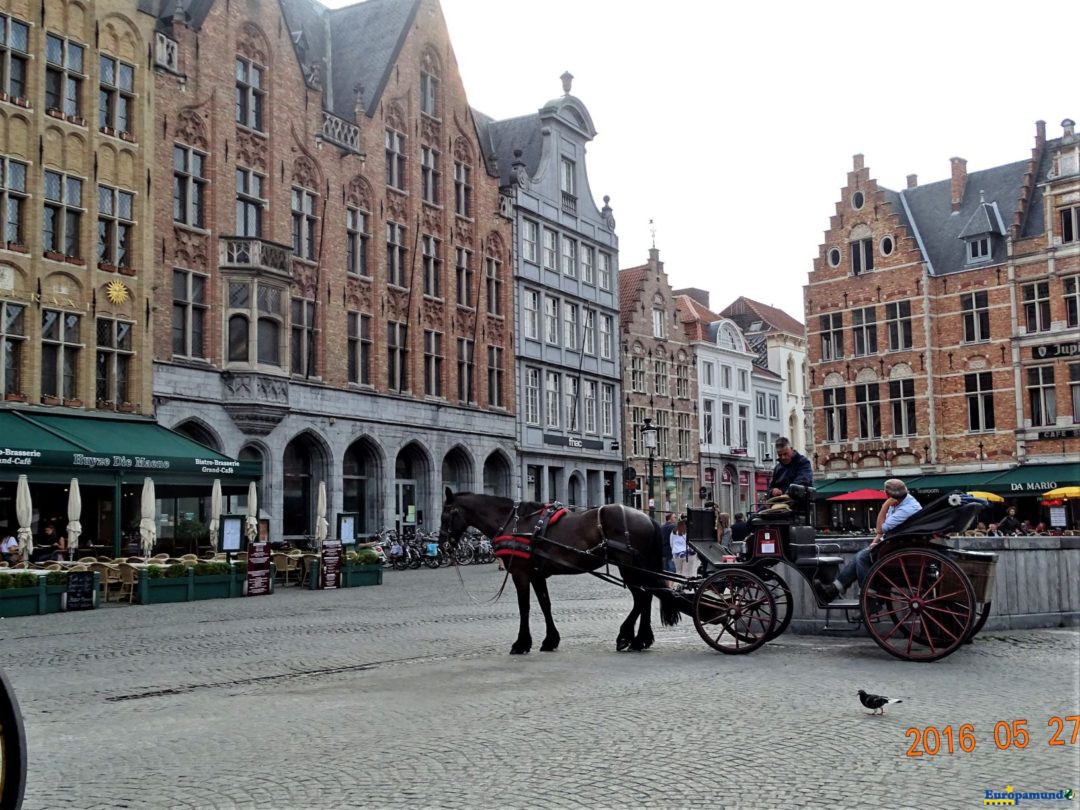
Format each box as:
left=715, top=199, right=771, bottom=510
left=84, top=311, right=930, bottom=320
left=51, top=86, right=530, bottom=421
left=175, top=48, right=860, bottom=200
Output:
left=113, top=474, right=122, bottom=557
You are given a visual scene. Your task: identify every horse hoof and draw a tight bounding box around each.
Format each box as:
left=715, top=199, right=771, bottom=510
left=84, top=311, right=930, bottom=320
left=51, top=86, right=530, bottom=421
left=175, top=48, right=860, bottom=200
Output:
left=616, top=636, right=631, bottom=652
left=510, top=643, right=531, bottom=655
left=540, top=641, right=559, bottom=652
left=628, top=639, right=646, bottom=652
left=636, top=633, right=655, bottom=650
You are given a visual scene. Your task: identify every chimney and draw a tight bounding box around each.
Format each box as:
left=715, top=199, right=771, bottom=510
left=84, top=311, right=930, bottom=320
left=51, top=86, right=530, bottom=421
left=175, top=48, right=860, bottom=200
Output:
left=1035, top=120, right=1046, bottom=147
left=906, top=174, right=918, bottom=189
left=853, top=154, right=864, bottom=171
left=950, top=157, right=967, bottom=212
left=1064, top=118, right=1077, bottom=141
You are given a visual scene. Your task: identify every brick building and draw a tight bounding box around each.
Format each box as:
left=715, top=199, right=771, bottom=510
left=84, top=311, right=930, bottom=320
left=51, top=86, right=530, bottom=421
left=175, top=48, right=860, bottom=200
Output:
left=720, top=296, right=810, bottom=454
left=619, top=248, right=698, bottom=516
left=143, top=0, right=516, bottom=539
left=476, top=74, right=622, bottom=508
left=806, top=119, right=1079, bottom=519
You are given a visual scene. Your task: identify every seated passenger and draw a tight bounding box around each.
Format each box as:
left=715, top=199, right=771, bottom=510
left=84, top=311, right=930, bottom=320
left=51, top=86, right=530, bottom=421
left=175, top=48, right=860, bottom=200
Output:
left=814, top=479, right=922, bottom=603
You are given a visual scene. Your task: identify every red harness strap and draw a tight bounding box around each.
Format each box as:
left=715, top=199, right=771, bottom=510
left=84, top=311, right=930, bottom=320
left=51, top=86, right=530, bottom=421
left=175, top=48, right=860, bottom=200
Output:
left=547, top=507, right=568, bottom=526
left=493, top=534, right=532, bottom=560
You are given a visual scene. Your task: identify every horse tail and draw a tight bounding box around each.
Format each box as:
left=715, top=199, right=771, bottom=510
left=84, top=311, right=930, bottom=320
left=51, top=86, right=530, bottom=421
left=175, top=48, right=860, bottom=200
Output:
left=649, top=518, right=681, bottom=627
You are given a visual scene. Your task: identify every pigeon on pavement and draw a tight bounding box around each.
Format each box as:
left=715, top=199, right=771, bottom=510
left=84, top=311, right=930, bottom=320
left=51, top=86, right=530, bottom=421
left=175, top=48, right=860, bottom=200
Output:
left=858, top=689, right=903, bottom=715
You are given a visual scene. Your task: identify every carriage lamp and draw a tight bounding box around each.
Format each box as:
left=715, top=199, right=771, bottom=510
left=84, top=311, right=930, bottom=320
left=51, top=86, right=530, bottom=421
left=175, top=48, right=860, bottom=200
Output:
left=642, top=417, right=658, bottom=519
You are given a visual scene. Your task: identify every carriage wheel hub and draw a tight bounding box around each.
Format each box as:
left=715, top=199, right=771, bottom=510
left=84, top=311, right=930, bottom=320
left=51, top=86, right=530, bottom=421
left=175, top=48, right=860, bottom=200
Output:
left=911, top=600, right=921, bottom=611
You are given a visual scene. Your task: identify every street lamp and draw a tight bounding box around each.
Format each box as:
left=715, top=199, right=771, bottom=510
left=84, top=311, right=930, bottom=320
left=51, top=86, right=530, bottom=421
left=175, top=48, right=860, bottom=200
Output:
left=642, top=416, right=658, bottom=519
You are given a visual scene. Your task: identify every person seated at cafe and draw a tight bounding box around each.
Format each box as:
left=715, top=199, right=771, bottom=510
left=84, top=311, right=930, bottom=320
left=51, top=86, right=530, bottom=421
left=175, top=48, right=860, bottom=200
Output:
left=40, top=523, right=67, bottom=561
left=815, top=479, right=922, bottom=603
left=986, top=523, right=1001, bottom=537
left=1019, top=520, right=1035, bottom=535
left=1032, top=521, right=1048, bottom=535
left=997, top=506, right=1020, bottom=534
left=1, top=533, right=19, bottom=564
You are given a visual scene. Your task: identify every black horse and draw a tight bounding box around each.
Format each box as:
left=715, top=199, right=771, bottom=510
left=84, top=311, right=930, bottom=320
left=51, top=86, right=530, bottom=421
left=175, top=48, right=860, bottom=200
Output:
left=440, top=490, right=680, bottom=654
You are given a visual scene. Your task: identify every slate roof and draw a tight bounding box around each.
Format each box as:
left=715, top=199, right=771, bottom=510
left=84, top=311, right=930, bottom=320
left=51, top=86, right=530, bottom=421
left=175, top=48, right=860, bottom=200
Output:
left=140, top=0, right=420, bottom=121
left=957, top=200, right=1005, bottom=239
left=720, top=297, right=804, bottom=337
left=898, top=159, right=1029, bottom=275
left=481, top=113, right=545, bottom=187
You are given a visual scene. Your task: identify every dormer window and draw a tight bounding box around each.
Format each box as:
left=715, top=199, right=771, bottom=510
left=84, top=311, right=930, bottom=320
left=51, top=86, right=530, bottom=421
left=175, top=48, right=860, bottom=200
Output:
left=967, top=237, right=990, bottom=262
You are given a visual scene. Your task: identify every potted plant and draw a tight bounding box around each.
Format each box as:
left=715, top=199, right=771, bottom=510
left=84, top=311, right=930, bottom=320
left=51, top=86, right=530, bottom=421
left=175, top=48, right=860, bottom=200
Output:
left=44, top=250, right=65, bottom=262
left=0, top=571, right=44, bottom=617
left=117, top=265, right=136, bottom=277
left=98, top=261, right=117, bottom=273
left=5, top=242, right=28, bottom=253
left=344, top=548, right=383, bottom=587
left=40, top=395, right=61, bottom=406
left=44, top=570, right=67, bottom=612
left=138, top=563, right=190, bottom=604
left=4, top=392, right=27, bottom=402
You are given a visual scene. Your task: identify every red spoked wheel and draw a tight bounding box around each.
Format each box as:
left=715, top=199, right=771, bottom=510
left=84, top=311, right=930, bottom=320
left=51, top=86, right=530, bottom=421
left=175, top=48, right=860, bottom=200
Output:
left=693, top=569, right=777, bottom=654
left=862, top=548, right=975, bottom=662
left=757, top=567, right=793, bottom=641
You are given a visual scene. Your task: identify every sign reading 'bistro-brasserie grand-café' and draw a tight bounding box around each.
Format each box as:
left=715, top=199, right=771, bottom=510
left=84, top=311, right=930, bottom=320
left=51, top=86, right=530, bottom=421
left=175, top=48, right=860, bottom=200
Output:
left=0, top=447, right=243, bottom=475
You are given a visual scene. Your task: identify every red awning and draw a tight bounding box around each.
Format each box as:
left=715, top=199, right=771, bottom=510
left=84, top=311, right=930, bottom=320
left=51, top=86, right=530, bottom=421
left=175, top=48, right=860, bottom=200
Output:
left=827, top=488, right=888, bottom=502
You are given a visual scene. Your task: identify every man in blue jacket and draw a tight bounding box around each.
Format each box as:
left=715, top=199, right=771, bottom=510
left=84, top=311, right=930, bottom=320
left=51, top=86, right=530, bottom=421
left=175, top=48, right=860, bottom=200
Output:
left=768, top=437, right=813, bottom=497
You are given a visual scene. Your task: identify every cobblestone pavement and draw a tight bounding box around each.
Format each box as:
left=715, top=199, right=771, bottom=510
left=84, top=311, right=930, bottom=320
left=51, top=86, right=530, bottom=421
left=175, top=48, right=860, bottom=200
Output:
left=1, top=565, right=1077, bottom=810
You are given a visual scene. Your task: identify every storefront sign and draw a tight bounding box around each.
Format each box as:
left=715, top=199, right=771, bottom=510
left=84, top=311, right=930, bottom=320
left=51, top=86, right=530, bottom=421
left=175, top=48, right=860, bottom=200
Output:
left=1010, top=480, right=1057, bottom=492
left=320, top=540, right=342, bottom=590
left=542, top=434, right=605, bottom=451
left=1037, top=427, right=1080, bottom=440
left=739, top=471, right=749, bottom=486
left=703, top=468, right=714, bottom=483
left=246, top=541, right=271, bottom=596
left=721, top=468, right=732, bottom=483
left=1049, top=507, right=1067, bottom=528
left=0, top=446, right=256, bottom=476
left=663, top=464, right=675, bottom=479
left=1032, top=342, right=1079, bottom=359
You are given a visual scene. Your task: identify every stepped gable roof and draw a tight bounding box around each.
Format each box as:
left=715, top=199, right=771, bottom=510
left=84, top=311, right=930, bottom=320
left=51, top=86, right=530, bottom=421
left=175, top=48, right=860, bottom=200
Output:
left=1021, top=136, right=1062, bottom=239
left=720, top=296, right=804, bottom=337
left=899, top=159, right=1027, bottom=275
left=327, top=0, right=420, bottom=119
left=480, top=113, right=545, bottom=187
left=618, top=265, right=648, bottom=328
left=675, top=294, right=723, bottom=342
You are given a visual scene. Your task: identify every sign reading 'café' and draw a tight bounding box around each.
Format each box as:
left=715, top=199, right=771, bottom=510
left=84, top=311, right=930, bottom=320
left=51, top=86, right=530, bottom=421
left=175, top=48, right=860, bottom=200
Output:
left=0, top=446, right=244, bottom=475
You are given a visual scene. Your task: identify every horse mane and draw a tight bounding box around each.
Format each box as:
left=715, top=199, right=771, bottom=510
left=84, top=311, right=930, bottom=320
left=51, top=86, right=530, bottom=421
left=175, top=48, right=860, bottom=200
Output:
left=449, top=491, right=547, bottom=515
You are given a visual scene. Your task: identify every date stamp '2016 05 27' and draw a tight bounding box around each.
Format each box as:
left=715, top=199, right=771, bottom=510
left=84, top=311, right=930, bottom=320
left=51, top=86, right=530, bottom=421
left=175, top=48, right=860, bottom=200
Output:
left=905, top=715, right=1079, bottom=757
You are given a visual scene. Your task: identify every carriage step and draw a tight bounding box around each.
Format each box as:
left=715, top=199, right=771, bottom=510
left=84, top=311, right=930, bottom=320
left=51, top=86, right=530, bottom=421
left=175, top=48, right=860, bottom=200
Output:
left=824, top=599, right=860, bottom=609
left=794, top=556, right=844, bottom=567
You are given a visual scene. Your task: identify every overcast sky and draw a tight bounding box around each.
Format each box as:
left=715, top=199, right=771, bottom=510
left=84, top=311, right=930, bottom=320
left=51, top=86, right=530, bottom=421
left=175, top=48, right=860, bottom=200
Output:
left=428, top=0, right=1075, bottom=322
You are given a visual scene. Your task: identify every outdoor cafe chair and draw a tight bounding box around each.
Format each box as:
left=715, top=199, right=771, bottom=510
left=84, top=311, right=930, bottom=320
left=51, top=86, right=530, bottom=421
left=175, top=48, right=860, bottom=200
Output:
left=152, top=553, right=169, bottom=560
left=116, top=563, right=139, bottom=604
left=180, top=554, right=198, bottom=562
left=44, top=563, right=63, bottom=571
left=77, top=556, right=97, bottom=564
left=272, top=553, right=299, bottom=586
left=125, top=557, right=145, bottom=563
left=89, top=563, right=120, bottom=602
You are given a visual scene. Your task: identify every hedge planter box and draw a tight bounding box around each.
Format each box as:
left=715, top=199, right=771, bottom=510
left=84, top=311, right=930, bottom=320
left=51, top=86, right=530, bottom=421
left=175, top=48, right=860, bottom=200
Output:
left=342, top=564, right=383, bottom=587
left=44, top=585, right=67, bottom=613
left=0, top=586, right=44, bottom=617
left=191, top=573, right=235, bottom=601
left=138, top=566, right=249, bottom=604
left=138, top=574, right=190, bottom=605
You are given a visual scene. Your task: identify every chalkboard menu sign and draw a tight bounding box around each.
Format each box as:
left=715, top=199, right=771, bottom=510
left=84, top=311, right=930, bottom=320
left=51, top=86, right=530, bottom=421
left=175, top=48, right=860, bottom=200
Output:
left=65, top=571, right=96, bottom=611
left=320, top=540, right=342, bottom=590
left=246, top=541, right=271, bottom=596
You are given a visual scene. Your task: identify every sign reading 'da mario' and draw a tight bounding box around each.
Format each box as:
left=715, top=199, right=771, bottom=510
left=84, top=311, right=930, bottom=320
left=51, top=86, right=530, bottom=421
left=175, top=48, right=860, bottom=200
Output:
left=1011, top=480, right=1058, bottom=492
left=1031, top=342, right=1079, bottom=359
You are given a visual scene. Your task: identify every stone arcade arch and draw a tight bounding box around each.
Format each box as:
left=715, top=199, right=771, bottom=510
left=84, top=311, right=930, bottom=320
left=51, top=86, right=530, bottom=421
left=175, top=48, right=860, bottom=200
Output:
left=442, top=446, right=473, bottom=496
left=394, top=442, right=431, bottom=532
left=483, top=451, right=512, bottom=497
left=344, top=437, right=383, bottom=535
left=282, top=432, right=329, bottom=538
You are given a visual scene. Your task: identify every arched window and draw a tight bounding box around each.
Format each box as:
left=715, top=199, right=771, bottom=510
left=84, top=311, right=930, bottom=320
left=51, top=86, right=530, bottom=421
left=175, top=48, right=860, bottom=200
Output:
left=344, top=439, right=380, bottom=534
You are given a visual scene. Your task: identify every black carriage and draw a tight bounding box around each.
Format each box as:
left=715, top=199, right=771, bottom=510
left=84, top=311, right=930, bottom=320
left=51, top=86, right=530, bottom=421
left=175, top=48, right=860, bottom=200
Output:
left=680, top=487, right=998, bottom=662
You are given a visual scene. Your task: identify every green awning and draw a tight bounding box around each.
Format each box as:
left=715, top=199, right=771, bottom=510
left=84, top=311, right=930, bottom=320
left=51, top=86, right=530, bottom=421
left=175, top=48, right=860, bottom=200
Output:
left=813, top=477, right=895, bottom=497
left=0, top=409, right=260, bottom=485
left=908, top=471, right=1002, bottom=495
left=979, top=463, right=1079, bottom=495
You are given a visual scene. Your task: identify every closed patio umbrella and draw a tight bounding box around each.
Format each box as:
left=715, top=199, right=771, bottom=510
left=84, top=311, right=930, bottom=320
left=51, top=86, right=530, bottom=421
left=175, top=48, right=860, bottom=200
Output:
left=315, top=480, right=328, bottom=547
left=139, top=477, right=157, bottom=557
left=67, top=478, right=82, bottom=555
left=15, top=474, right=33, bottom=558
left=244, top=480, right=258, bottom=542
left=208, top=479, right=222, bottom=551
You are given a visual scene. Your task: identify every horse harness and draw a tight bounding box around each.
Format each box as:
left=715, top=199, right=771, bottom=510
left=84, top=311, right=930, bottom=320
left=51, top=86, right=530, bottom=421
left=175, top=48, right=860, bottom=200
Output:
left=493, top=502, right=642, bottom=579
